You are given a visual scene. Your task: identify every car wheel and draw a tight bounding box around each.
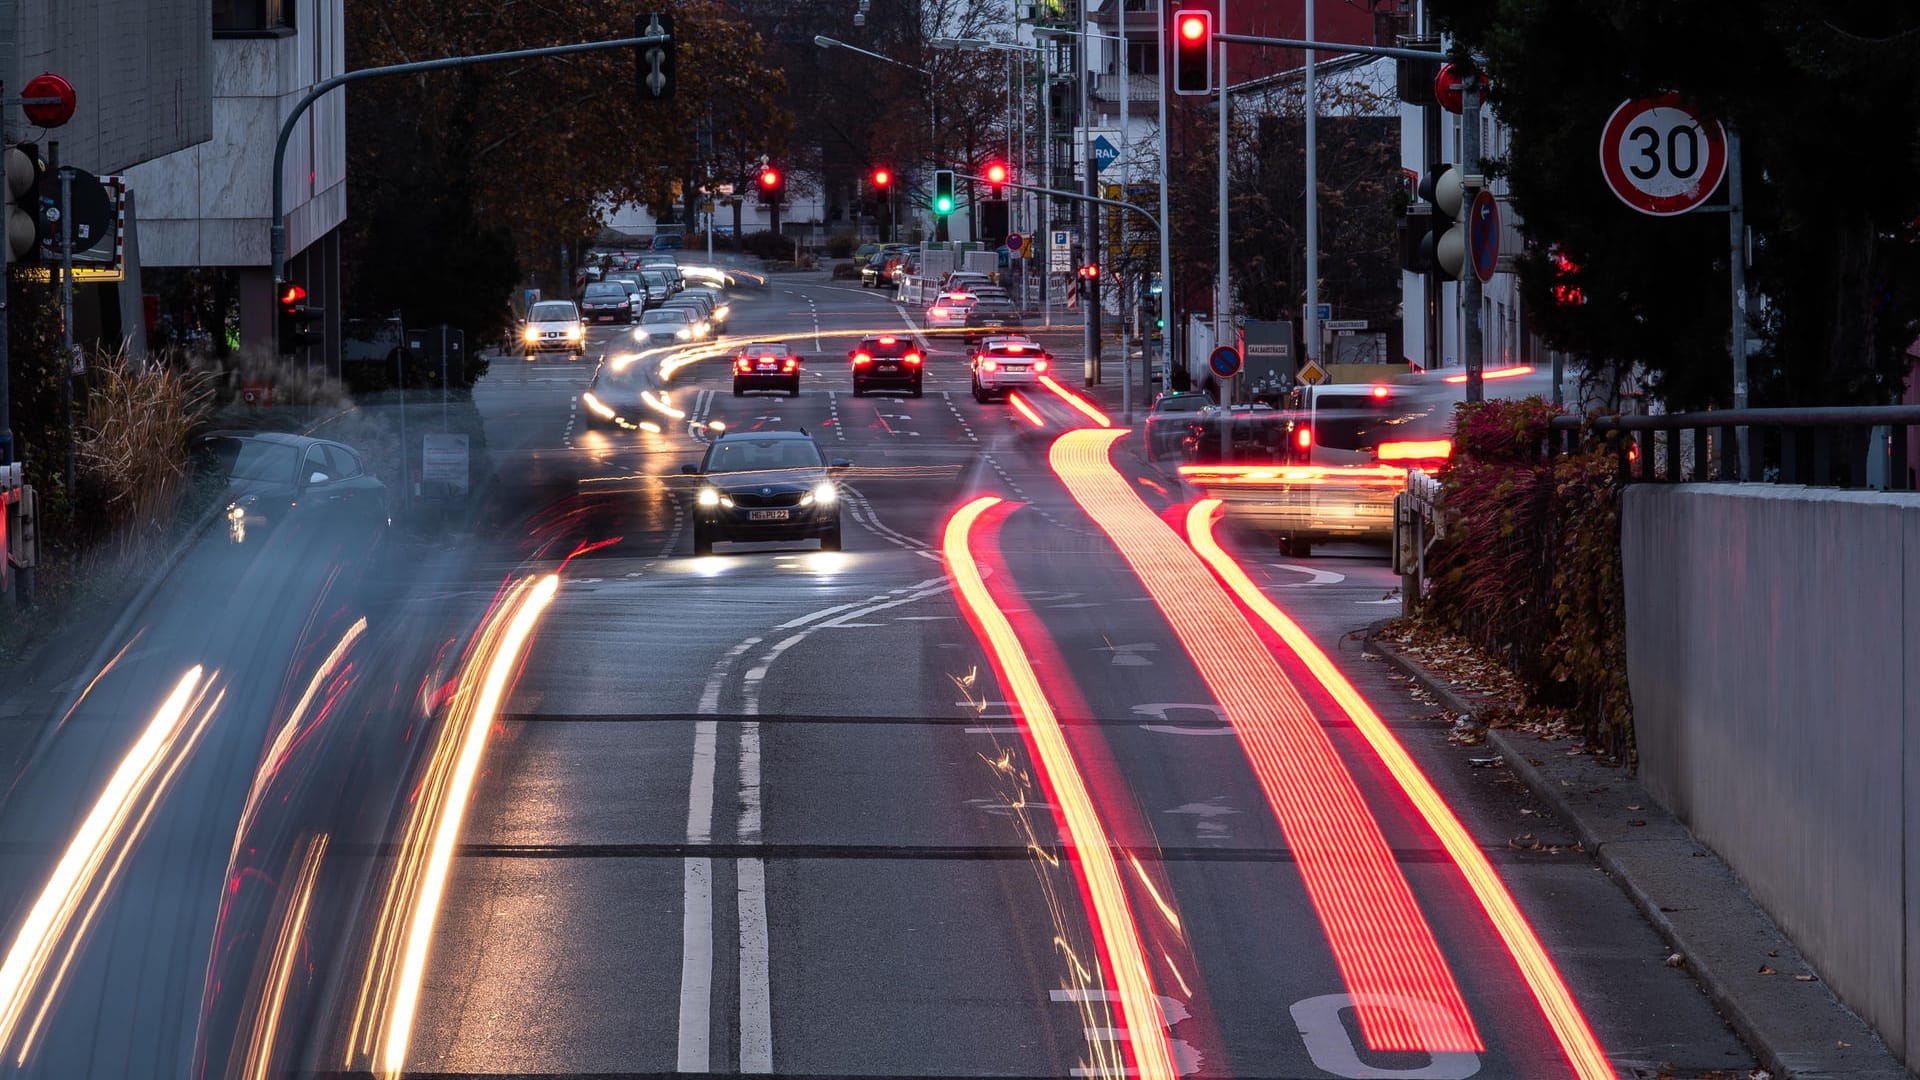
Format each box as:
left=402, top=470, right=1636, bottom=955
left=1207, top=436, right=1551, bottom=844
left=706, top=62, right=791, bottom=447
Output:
left=1279, top=538, right=1312, bottom=558
left=692, top=523, right=714, bottom=556
left=852, top=383, right=865, bottom=397
left=973, top=381, right=988, bottom=404
left=789, top=383, right=800, bottom=398
left=732, top=384, right=744, bottom=397
left=819, top=523, right=842, bottom=552
left=910, top=381, right=923, bottom=398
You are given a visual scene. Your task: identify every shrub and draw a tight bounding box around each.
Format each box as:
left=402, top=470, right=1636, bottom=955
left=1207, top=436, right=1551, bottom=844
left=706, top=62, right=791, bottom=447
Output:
left=740, top=230, right=795, bottom=261
left=1422, top=398, right=1634, bottom=755
left=825, top=231, right=857, bottom=259
left=76, top=348, right=216, bottom=561
left=830, top=261, right=860, bottom=280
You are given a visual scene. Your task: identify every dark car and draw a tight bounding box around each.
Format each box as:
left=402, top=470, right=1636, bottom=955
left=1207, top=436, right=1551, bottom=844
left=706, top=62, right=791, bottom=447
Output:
left=733, top=341, right=801, bottom=397
left=1144, top=390, right=1214, bottom=461
left=963, top=294, right=1025, bottom=343
left=580, top=359, right=653, bottom=430
left=682, top=431, right=849, bottom=554
left=581, top=281, right=636, bottom=324
left=860, top=253, right=894, bottom=288
left=195, top=431, right=387, bottom=544
left=850, top=335, right=925, bottom=397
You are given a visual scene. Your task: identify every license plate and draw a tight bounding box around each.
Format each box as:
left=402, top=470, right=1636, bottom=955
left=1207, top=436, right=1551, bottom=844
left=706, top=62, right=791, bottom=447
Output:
left=757, top=362, right=777, bottom=370
left=597, top=315, right=615, bottom=322
left=1003, top=365, right=1028, bottom=373
left=878, top=363, right=899, bottom=372
left=749, top=509, right=790, bottom=521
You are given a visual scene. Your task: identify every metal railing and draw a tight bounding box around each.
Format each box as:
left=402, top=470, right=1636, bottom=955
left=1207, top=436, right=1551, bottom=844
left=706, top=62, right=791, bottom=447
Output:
left=1548, top=405, right=1920, bottom=490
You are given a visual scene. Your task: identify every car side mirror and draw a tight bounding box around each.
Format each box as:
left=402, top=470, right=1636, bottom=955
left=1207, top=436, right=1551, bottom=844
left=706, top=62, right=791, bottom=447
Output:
left=306, top=471, right=331, bottom=486
left=830, top=458, right=851, bottom=470
left=681, top=464, right=700, bottom=475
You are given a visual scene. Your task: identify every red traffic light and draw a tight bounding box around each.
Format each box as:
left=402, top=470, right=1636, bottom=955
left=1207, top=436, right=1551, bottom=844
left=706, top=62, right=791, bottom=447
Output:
left=759, top=167, right=781, bottom=189
left=279, top=283, right=308, bottom=306
left=871, top=167, right=892, bottom=188
left=984, top=162, right=1008, bottom=185
left=1173, top=10, right=1213, bottom=95
left=1178, top=13, right=1208, bottom=41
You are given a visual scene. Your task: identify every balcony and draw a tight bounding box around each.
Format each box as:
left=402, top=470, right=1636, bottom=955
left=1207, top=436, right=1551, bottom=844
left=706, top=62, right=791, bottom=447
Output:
left=1092, top=72, right=1161, bottom=103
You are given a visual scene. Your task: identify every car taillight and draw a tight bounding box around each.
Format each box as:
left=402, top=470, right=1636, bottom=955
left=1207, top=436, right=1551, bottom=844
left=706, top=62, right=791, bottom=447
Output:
left=852, top=352, right=872, bottom=365
left=878, top=336, right=896, bottom=345
left=1006, top=344, right=1025, bottom=353
left=1034, top=359, right=1048, bottom=373
left=782, top=358, right=797, bottom=371
left=1295, top=426, right=1312, bottom=450
left=981, top=359, right=998, bottom=372
left=929, top=307, right=950, bottom=317
left=904, top=352, right=922, bottom=365
left=1376, top=439, right=1453, bottom=462
left=735, top=358, right=751, bottom=372
left=759, top=355, right=776, bottom=363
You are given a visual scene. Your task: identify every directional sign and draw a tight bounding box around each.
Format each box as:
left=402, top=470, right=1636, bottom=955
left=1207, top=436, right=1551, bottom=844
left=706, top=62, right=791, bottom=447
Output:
left=1092, top=135, right=1120, bottom=173
left=1468, top=188, right=1500, bottom=283
left=1208, top=345, right=1242, bottom=379
left=1600, top=93, right=1727, bottom=217
left=1296, top=359, right=1329, bottom=386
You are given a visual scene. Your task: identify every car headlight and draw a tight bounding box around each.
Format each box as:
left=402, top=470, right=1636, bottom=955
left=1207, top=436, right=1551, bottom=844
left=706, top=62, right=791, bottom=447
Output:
left=568, top=325, right=585, bottom=340
left=810, top=481, right=836, bottom=506
left=582, top=392, right=616, bottom=419
left=523, top=327, right=539, bottom=342
left=698, top=487, right=721, bottom=507
left=714, top=305, right=730, bottom=320
left=676, top=328, right=692, bottom=340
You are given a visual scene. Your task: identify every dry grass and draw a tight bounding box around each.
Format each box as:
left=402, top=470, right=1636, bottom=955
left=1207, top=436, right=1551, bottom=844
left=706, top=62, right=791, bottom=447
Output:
left=75, top=348, right=216, bottom=561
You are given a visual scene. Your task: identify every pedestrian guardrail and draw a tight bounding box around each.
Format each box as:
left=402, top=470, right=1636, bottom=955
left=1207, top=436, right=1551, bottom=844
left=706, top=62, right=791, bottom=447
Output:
left=1549, top=405, right=1920, bottom=490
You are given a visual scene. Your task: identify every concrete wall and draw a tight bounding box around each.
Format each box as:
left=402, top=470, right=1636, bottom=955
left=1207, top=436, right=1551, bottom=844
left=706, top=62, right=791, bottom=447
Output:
left=1623, top=484, right=1920, bottom=1065
left=13, top=0, right=211, bottom=172
left=121, top=0, right=344, bottom=267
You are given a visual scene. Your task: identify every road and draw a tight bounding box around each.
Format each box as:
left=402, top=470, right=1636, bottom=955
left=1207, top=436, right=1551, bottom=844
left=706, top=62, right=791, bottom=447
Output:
left=0, top=270, right=1757, bottom=1079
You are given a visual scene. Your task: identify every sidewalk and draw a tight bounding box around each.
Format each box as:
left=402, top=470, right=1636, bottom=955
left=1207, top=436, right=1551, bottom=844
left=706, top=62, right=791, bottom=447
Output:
left=1366, top=629, right=1910, bottom=1080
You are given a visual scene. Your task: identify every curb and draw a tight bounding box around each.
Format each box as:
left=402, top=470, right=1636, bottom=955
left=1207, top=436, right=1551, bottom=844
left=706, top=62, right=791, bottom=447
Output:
left=1363, top=631, right=1910, bottom=1080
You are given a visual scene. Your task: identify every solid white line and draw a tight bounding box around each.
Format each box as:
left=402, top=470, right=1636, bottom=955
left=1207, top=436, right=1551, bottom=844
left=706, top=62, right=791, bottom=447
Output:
left=737, top=856, right=773, bottom=1073
left=677, top=717, right=720, bottom=1072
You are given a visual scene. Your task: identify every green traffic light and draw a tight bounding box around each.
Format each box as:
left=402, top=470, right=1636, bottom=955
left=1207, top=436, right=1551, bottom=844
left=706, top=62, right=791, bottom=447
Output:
left=934, top=196, right=953, bottom=214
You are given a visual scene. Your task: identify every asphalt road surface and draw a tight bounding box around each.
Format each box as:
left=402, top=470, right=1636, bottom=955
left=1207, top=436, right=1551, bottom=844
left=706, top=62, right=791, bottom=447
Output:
left=0, top=271, right=1758, bottom=1080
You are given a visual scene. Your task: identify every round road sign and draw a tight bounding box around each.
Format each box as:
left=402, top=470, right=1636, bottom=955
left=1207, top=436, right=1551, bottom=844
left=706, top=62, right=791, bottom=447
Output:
left=1005, top=231, right=1023, bottom=251
left=21, top=73, right=75, bottom=128
left=1208, top=345, right=1242, bottom=379
left=1468, top=188, right=1500, bottom=283
left=1600, top=93, right=1727, bottom=217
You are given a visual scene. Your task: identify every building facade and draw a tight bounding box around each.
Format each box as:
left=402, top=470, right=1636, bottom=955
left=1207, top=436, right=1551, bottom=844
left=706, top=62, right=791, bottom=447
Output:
left=123, top=0, right=346, bottom=366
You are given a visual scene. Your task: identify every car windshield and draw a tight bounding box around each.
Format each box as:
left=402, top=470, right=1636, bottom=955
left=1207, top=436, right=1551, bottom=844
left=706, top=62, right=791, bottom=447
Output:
left=642, top=308, right=691, bottom=324
left=584, top=283, right=626, bottom=297
left=703, top=438, right=825, bottom=472
left=1154, top=395, right=1210, bottom=413
left=203, top=437, right=299, bottom=483
left=530, top=301, right=577, bottom=321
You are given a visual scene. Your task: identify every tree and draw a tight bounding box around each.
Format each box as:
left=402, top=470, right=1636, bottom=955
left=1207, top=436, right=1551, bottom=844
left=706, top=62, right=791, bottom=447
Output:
left=1432, top=0, right=1920, bottom=407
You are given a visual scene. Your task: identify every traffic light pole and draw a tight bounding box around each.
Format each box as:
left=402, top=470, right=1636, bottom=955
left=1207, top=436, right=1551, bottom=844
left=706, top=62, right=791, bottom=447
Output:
left=1460, top=78, right=1484, bottom=403
left=268, top=32, right=669, bottom=287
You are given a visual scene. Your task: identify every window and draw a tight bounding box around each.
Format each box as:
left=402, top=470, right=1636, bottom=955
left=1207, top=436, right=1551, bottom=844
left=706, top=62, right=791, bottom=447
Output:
left=213, top=0, right=293, bottom=35
left=1127, top=39, right=1160, bottom=76
left=325, top=445, right=363, bottom=480
left=302, top=445, right=332, bottom=485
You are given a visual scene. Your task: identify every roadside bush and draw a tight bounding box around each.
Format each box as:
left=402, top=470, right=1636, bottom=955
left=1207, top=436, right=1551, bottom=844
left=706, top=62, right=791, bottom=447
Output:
left=825, top=231, right=857, bottom=259
left=830, top=262, right=860, bottom=280
left=75, top=348, right=216, bottom=561
left=1423, top=398, right=1634, bottom=755
left=740, top=230, right=795, bottom=261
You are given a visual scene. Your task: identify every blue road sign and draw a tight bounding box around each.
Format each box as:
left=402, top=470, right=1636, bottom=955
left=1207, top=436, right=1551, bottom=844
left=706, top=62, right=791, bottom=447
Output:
left=1469, top=188, right=1500, bottom=283
left=1092, top=136, right=1119, bottom=173
left=1208, top=345, right=1242, bottom=379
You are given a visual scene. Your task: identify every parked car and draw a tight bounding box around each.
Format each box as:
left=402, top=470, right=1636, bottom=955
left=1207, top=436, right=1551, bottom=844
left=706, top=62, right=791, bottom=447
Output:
left=195, top=431, right=388, bottom=545
left=652, top=233, right=684, bottom=251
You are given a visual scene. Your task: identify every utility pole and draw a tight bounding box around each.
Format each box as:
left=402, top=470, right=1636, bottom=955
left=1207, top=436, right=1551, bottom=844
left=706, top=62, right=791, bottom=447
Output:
left=1079, top=5, right=1101, bottom=385
left=1155, top=5, right=1173, bottom=391
left=1460, top=75, right=1484, bottom=403
left=1303, top=0, right=1320, bottom=366
left=1215, top=0, right=1230, bottom=408
left=1728, top=129, right=1748, bottom=476
left=0, top=0, right=16, bottom=468
left=1118, top=0, right=1130, bottom=417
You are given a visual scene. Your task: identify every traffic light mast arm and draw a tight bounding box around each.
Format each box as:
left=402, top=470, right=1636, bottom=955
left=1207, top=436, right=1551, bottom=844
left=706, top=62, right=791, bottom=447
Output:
left=268, top=31, right=670, bottom=284
left=1209, top=32, right=1446, bottom=63
left=952, top=171, right=1162, bottom=235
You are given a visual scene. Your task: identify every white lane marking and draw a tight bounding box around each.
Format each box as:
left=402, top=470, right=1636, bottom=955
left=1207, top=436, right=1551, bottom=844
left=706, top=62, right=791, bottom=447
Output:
left=1050, top=989, right=1204, bottom=1077
left=965, top=725, right=1024, bottom=733
left=1356, top=598, right=1401, bottom=605
left=737, top=856, right=773, bottom=1073
left=1268, top=563, right=1346, bottom=586
left=677, top=714, right=720, bottom=1072
left=1290, top=994, right=1482, bottom=1078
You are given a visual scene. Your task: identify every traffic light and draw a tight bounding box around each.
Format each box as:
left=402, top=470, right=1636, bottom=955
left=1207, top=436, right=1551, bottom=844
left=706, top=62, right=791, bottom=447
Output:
left=932, top=169, right=955, bottom=215
left=1173, top=9, right=1213, bottom=96
left=870, top=166, right=892, bottom=192
left=636, top=13, right=675, bottom=101
left=3, top=142, right=43, bottom=264
left=1417, top=163, right=1465, bottom=281
left=1077, top=263, right=1099, bottom=279
left=277, top=281, right=323, bottom=354
left=1549, top=247, right=1585, bottom=306
left=757, top=166, right=783, bottom=205
left=984, top=161, right=1008, bottom=198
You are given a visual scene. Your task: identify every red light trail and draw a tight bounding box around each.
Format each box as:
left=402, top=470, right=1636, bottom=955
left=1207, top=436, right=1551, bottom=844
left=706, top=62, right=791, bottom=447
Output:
left=1048, top=429, right=1480, bottom=1053
left=1184, top=499, right=1613, bottom=1078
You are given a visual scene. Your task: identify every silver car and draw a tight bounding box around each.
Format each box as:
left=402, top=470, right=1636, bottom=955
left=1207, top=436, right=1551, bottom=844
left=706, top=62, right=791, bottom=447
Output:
left=522, top=300, right=586, bottom=357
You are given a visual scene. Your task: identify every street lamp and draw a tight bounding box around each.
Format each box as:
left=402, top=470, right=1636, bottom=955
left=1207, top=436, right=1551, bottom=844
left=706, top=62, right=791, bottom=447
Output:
left=813, top=35, right=930, bottom=76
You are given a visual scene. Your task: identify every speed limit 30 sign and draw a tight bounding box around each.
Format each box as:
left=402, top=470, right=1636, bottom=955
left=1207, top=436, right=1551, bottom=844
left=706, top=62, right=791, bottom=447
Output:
left=1599, top=92, right=1727, bottom=216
